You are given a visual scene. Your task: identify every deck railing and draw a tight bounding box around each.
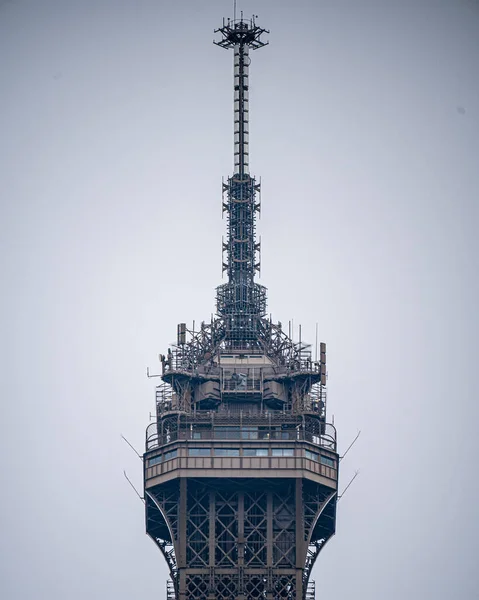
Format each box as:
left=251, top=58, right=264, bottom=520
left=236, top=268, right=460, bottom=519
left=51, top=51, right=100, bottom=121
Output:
left=146, top=419, right=336, bottom=453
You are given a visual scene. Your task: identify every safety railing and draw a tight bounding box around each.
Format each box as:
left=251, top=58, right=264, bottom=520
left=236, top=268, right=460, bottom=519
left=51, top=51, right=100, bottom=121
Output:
left=161, top=354, right=322, bottom=378
left=146, top=420, right=336, bottom=453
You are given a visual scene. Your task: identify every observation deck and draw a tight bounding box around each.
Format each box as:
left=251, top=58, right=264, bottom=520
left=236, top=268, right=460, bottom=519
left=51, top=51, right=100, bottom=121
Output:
left=145, top=411, right=337, bottom=487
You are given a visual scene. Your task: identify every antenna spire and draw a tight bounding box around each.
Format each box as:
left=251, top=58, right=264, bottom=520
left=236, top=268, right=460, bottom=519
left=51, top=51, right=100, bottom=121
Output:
left=214, top=16, right=269, bottom=347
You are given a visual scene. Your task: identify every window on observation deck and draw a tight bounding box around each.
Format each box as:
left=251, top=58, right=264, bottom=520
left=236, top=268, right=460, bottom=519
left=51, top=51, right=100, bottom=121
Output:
left=243, top=448, right=268, bottom=457
left=188, top=448, right=210, bottom=457
left=215, top=426, right=240, bottom=440
left=305, top=450, right=319, bottom=462
left=271, top=448, right=294, bottom=457
left=163, top=449, right=177, bottom=461
left=214, top=448, right=240, bottom=457
left=241, top=427, right=258, bottom=439
left=214, top=426, right=259, bottom=440
left=148, top=455, right=162, bottom=467
left=320, top=455, right=335, bottom=468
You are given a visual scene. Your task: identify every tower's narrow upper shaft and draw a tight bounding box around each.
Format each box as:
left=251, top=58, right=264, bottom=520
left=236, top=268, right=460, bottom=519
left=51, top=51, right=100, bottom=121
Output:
left=214, top=18, right=269, bottom=343
left=234, top=39, right=249, bottom=176
left=214, top=18, right=268, bottom=176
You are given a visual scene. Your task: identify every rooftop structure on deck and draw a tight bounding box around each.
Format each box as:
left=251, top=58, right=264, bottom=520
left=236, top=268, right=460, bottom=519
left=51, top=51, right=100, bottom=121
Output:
left=143, top=15, right=339, bottom=600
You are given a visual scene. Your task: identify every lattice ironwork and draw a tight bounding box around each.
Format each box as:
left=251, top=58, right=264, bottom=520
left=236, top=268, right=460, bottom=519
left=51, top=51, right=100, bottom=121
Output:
left=303, top=481, right=332, bottom=542
left=215, top=574, right=238, bottom=599
left=308, top=491, right=337, bottom=545
left=303, top=541, right=326, bottom=595
left=146, top=481, right=180, bottom=540
left=244, top=490, right=268, bottom=566
left=274, top=575, right=296, bottom=599
left=166, top=579, right=175, bottom=600
left=145, top=486, right=179, bottom=592
left=305, top=580, right=315, bottom=600
left=186, top=486, right=210, bottom=567
left=215, top=489, right=238, bottom=566
left=186, top=575, right=208, bottom=600
left=273, top=490, right=295, bottom=567
left=302, top=481, right=338, bottom=595
left=159, top=317, right=324, bottom=380
left=245, top=574, right=267, bottom=599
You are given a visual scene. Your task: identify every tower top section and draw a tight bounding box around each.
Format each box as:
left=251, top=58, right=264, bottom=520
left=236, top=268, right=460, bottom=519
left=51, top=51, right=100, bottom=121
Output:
left=214, top=16, right=269, bottom=344
left=214, top=17, right=269, bottom=177
left=214, top=16, right=269, bottom=51
left=152, top=16, right=329, bottom=420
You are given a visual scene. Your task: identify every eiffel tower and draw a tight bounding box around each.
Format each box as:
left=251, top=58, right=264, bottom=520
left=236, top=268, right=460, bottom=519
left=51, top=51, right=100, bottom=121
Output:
left=144, top=15, right=339, bottom=600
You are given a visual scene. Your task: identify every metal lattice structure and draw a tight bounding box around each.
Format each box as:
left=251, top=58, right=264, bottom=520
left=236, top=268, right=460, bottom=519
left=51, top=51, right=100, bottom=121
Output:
left=144, top=15, right=339, bottom=600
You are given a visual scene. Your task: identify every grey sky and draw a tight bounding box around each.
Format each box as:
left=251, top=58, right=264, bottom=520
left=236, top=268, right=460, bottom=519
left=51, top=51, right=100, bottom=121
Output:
left=1, top=0, right=478, bottom=598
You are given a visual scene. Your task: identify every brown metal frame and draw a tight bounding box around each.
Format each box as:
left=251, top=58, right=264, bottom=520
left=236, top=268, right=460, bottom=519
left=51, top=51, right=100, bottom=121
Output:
left=142, top=15, right=339, bottom=600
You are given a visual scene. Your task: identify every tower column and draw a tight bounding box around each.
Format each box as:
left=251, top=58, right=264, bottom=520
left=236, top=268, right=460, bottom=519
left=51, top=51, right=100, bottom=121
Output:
left=178, top=478, right=187, bottom=568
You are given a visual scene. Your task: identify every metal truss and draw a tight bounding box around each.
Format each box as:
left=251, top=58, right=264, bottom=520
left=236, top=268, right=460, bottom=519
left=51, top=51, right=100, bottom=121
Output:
left=145, top=487, right=179, bottom=592
left=186, top=574, right=208, bottom=599
left=215, top=574, right=239, bottom=599
left=215, top=489, right=238, bottom=566
left=219, top=176, right=262, bottom=282
left=273, top=490, right=295, bottom=567
left=274, top=575, right=296, bottom=599
left=186, top=486, right=210, bottom=567
left=305, top=580, right=315, bottom=600
left=303, top=481, right=335, bottom=543
left=159, top=317, right=322, bottom=380
left=244, top=490, right=268, bottom=566
left=146, top=479, right=336, bottom=599
left=301, top=482, right=338, bottom=596
left=183, top=572, right=298, bottom=600
left=244, top=574, right=267, bottom=598
left=166, top=579, right=175, bottom=600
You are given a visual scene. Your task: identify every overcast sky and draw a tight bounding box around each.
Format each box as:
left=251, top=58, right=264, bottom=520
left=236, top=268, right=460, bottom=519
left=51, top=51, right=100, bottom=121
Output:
left=1, top=0, right=478, bottom=599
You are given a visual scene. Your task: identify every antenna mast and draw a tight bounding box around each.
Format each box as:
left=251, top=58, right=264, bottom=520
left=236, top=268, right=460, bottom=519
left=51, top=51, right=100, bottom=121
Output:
left=214, top=17, right=269, bottom=347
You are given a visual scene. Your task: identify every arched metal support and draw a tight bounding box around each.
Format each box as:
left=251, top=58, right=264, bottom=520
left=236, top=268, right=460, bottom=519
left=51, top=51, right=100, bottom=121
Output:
left=145, top=491, right=179, bottom=594
left=302, top=489, right=338, bottom=598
